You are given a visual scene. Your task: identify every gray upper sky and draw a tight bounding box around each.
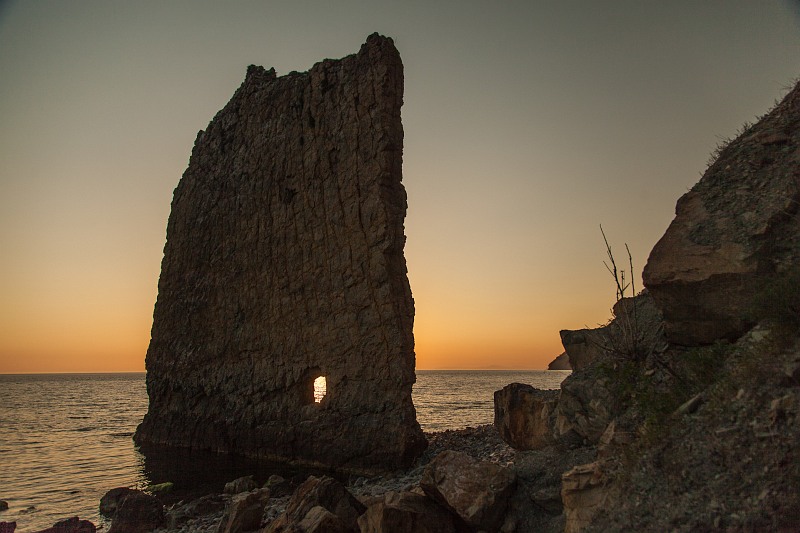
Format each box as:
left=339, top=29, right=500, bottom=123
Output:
left=1, top=1, right=799, bottom=371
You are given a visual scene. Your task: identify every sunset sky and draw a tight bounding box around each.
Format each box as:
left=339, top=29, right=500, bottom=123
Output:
left=1, top=1, right=799, bottom=372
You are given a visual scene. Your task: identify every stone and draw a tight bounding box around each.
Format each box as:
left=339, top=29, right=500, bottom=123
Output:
left=264, top=474, right=292, bottom=498
left=547, top=351, right=572, bottom=370
left=166, top=493, right=226, bottom=529
left=35, top=517, right=96, bottom=533
left=296, top=506, right=348, bottom=532
left=0, top=502, right=6, bottom=512
left=357, top=491, right=457, bottom=533
left=561, top=461, right=612, bottom=533
left=267, top=475, right=365, bottom=532
left=555, top=367, right=614, bottom=445
left=107, top=490, right=164, bottom=533
left=217, top=488, right=270, bottom=533
left=224, top=475, right=258, bottom=494
left=596, top=420, right=633, bottom=460
left=643, top=80, right=800, bottom=346
left=420, top=450, right=516, bottom=532
left=134, top=33, right=426, bottom=474
left=0, top=524, right=14, bottom=533
left=493, top=384, right=557, bottom=450
left=676, top=393, right=704, bottom=415
left=99, top=487, right=136, bottom=516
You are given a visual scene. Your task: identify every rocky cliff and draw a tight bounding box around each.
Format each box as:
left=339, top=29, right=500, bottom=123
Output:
left=643, top=81, right=800, bottom=346
left=135, top=34, right=426, bottom=473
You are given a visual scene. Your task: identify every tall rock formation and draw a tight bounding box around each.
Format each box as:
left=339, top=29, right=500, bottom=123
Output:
left=135, top=34, right=426, bottom=473
left=643, top=80, right=800, bottom=345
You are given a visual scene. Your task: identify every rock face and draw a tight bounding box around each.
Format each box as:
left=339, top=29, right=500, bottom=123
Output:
left=134, top=33, right=426, bottom=473
left=643, top=80, right=800, bottom=346
left=267, top=476, right=364, bottom=532
left=561, top=462, right=612, bottom=533
left=420, top=450, right=516, bottom=532
left=547, top=351, right=572, bottom=370
left=493, top=384, right=557, bottom=450
left=358, top=491, right=458, bottom=533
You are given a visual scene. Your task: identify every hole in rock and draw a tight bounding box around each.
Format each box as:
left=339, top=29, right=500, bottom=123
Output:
left=313, top=376, right=327, bottom=404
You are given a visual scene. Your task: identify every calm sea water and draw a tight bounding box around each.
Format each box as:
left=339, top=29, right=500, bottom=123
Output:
left=0, top=370, right=568, bottom=531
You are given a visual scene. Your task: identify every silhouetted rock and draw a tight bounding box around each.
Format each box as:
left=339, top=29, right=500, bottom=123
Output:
left=0, top=523, right=15, bottom=533
left=99, top=487, right=136, bottom=517
left=547, top=351, right=572, bottom=370
left=165, top=493, right=226, bottom=529
left=358, top=491, right=458, bottom=533
left=643, top=80, right=800, bottom=345
left=107, top=490, right=164, bottom=533
left=0, top=502, right=6, bottom=512
left=267, top=476, right=364, bottom=532
left=34, top=517, right=96, bottom=533
left=494, top=384, right=557, bottom=450
left=420, top=450, right=516, bottom=532
left=134, top=33, right=425, bottom=474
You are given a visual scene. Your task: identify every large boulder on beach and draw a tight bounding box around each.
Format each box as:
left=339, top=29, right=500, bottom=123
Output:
left=267, top=476, right=364, bottom=532
left=420, top=450, right=516, bottom=532
left=107, top=490, right=164, bottom=533
left=493, top=384, right=557, bottom=450
left=643, top=80, right=800, bottom=346
left=224, top=475, right=258, bottom=495
left=358, top=491, right=458, bottom=533
left=134, top=33, right=426, bottom=474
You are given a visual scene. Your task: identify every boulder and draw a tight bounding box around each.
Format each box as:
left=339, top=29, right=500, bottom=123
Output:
left=0, top=524, right=14, bottom=533
left=0, top=501, right=7, bottom=512
left=493, top=384, right=557, bottom=450
left=420, top=450, right=516, bottom=532
left=217, top=489, right=270, bottom=533
left=596, top=420, right=633, bottom=460
left=99, top=487, right=136, bottom=517
left=561, top=462, right=612, bottom=533
left=166, top=493, right=226, bottom=529
left=134, top=33, right=427, bottom=474
left=296, top=506, right=348, bottom=532
left=267, top=475, right=365, bottom=532
left=34, top=517, right=96, bottom=533
left=263, top=474, right=292, bottom=498
left=547, top=352, right=572, bottom=370
left=357, top=491, right=458, bottom=533
left=107, top=490, right=164, bottom=533
left=224, top=475, right=258, bottom=495
left=643, top=80, right=800, bottom=346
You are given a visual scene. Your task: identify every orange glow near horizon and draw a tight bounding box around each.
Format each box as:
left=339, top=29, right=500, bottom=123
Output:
left=2, top=2, right=798, bottom=374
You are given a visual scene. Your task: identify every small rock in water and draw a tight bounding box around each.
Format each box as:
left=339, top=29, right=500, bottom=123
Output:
left=0, top=522, right=15, bottom=533
left=0, top=501, right=7, bottom=512
left=107, top=490, right=164, bottom=533
left=99, top=488, right=136, bottom=516
left=36, top=516, right=96, bottom=533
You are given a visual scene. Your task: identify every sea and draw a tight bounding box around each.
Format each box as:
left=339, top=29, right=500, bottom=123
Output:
left=0, top=370, right=569, bottom=531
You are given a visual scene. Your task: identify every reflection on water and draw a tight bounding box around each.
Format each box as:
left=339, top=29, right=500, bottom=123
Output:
left=0, top=369, right=569, bottom=532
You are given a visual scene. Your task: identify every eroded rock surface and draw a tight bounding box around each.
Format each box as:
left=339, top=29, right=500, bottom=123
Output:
left=494, top=383, right=557, bottom=450
left=643, top=80, right=800, bottom=345
left=135, top=33, right=426, bottom=473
